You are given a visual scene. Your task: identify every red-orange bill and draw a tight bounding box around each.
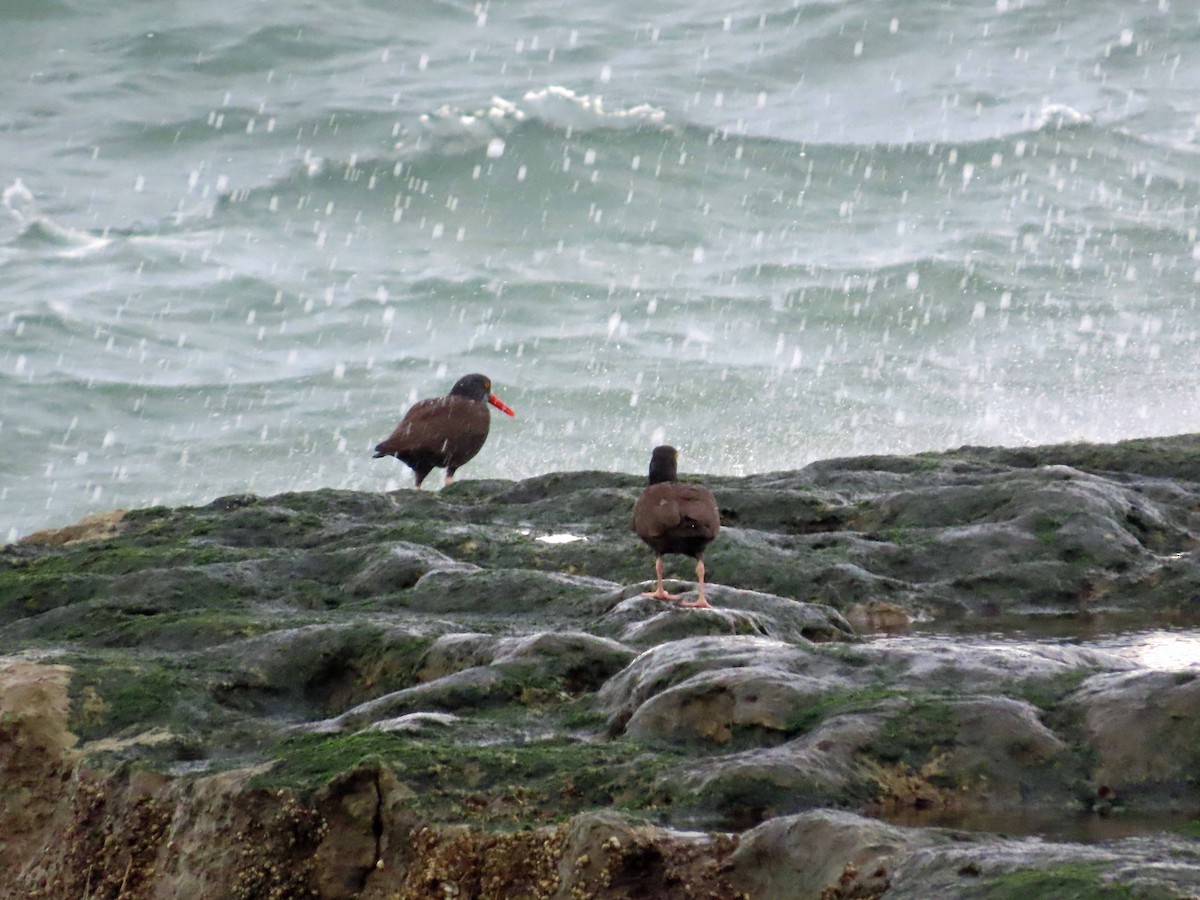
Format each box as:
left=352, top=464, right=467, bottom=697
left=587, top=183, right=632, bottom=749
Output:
left=488, top=394, right=516, bottom=417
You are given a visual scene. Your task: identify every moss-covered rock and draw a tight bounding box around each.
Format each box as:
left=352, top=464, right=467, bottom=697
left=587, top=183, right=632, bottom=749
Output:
left=4, top=434, right=1200, bottom=896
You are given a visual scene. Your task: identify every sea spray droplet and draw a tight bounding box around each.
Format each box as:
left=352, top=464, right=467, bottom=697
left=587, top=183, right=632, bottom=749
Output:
left=487, top=138, right=505, bottom=158
left=906, top=272, right=919, bottom=290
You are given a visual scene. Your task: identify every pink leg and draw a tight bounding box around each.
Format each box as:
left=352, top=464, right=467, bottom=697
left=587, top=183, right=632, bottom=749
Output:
left=444, top=472, right=455, bottom=487
left=679, top=558, right=713, bottom=608
left=641, top=556, right=682, bottom=601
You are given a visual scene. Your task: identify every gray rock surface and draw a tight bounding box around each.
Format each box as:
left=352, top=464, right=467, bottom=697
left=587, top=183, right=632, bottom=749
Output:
left=3, top=433, right=1200, bottom=897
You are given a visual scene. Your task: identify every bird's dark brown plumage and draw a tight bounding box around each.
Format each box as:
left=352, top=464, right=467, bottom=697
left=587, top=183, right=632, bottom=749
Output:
left=373, top=373, right=514, bottom=489
left=632, top=445, right=720, bottom=607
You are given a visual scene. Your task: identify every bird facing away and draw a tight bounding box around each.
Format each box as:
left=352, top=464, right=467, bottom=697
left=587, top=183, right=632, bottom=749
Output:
left=632, top=445, right=720, bottom=608
left=373, top=373, right=515, bottom=489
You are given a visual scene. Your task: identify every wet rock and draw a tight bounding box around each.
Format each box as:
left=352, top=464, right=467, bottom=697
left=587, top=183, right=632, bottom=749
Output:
left=313, top=764, right=387, bottom=898
left=623, top=665, right=847, bottom=749
left=312, top=666, right=513, bottom=731
left=552, top=810, right=740, bottom=900
left=883, top=829, right=1200, bottom=899
left=920, top=697, right=1068, bottom=795
left=1072, top=668, right=1200, bottom=797
left=417, top=631, right=635, bottom=691
left=857, top=635, right=1136, bottom=691
left=0, top=661, right=78, bottom=881
left=309, top=630, right=637, bottom=732
left=345, top=542, right=472, bottom=596
left=726, top=809, right=1200, bottom=900
left=598, top=636, right=847, bottom=734
left=416, top=632, right=498, bottom=681
left=364, top=712, right=459, bottom=733
left=593, top=582, right=854, bottom=646
left=845, top=599, right=913, bottom=634
left=4, top=434, right=1200, bottom=896
left=680, top=714, right=883, bottom=829
left=210, top=623, right=433, bottom=719
left=401, top=567, right=612, bottom=615
left=489, top=631, right=637, bottom=693
left=674, top=694, right=1072, bottom=830
left=727, top=809, right=929, bottom=899
left=6, top=765, right=328, bottom=900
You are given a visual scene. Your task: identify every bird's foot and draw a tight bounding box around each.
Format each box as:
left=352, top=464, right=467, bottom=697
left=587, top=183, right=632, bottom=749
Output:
left=678, top=597, right=713, bottom=609
left=641, top=589, right=683, bottom=602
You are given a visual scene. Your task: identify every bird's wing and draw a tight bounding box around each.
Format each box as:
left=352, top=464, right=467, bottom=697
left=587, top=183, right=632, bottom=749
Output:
left=375, top=398, right=454, bottom=455
left=674, top=485, right=721, bottom=539
left=633, top=485, right=684, bottom=539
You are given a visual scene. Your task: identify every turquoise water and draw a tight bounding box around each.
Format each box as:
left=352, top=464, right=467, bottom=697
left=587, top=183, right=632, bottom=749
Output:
left=4, top=1, right=1200, bottom=538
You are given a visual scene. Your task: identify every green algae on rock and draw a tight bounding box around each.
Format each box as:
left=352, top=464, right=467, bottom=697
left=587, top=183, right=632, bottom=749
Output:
left=3, top=434, right=1200, bottom=897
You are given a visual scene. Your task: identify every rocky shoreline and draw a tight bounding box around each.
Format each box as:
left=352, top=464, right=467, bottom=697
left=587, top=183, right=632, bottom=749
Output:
left=2, top=434, right=1199, bottom=898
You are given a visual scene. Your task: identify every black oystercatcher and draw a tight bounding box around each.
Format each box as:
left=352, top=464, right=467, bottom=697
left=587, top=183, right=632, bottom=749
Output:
left=632, top=445, right=720, bottom=608
left=373, top=373, right=515, bottom=488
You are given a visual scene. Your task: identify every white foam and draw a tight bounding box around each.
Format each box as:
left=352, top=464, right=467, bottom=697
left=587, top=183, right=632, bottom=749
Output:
left=535, top=533, right=586, bottom=544
left=1035, top=104, right=1093, bottom=130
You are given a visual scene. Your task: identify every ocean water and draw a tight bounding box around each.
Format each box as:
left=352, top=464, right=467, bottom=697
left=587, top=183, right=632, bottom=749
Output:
left=4, top=0, right=1200, bottom=539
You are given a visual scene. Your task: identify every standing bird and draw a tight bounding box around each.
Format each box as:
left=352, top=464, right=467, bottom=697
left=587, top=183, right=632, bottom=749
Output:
left=373, top=373, right=515, bottom=488
left=632, top=445, right=720, bottom=608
